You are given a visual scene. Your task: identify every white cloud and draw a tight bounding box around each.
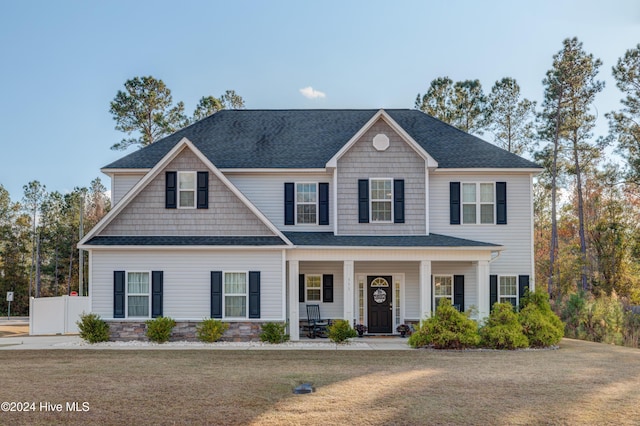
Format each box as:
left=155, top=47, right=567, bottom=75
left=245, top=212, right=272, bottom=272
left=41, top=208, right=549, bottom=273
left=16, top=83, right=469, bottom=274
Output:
left=299, top=86, right=326, bottom=99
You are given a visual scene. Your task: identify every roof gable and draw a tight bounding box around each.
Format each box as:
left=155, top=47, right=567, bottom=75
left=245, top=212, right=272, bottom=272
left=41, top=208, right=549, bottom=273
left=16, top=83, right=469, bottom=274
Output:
left=103, top=109, right=542, bottom=171
left=81, top=138, right=292, bottom=246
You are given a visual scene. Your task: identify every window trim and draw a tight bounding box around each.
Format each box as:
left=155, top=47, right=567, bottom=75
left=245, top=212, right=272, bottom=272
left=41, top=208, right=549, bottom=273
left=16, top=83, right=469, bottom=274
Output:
left=295, top=182, right=318, bottom=225
left=223, top=271, right=249, bottom=318
left=461, top=182, right=495, bottom=225
left=125, top=271, right=151, bottom=319
left=433, top=274, right=453, bottom=308
left=498, top=275, right=518, bottom=306
left=305, top=274, right=322, bottom=302
left=369, top=178, right=393, bottom=223
left=177, top=171, right=196, bottom=209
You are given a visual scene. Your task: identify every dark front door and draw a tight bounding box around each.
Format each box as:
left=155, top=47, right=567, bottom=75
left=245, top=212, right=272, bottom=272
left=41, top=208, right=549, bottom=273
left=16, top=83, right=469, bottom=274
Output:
left=367, top=276, right=393, bottom=333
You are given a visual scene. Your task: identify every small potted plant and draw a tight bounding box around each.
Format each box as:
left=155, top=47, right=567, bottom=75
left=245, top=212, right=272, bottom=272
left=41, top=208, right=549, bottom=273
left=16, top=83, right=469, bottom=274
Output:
left=396, top=324, right=412, bottom=338
left=354, top=324, right=367, bottom=337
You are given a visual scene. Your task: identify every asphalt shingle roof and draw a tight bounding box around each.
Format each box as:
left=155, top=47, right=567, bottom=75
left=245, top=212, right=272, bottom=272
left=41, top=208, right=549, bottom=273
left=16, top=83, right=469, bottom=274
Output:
left=283, top=232, right=500, bottom=248
left=104, top=109, right=541, bottom=170
left=84, top=236, right=287, bottom=246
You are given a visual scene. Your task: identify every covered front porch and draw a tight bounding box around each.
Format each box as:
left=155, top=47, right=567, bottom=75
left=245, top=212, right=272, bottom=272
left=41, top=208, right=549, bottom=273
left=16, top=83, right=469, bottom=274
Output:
left=284, top=234, right=502, bottom=341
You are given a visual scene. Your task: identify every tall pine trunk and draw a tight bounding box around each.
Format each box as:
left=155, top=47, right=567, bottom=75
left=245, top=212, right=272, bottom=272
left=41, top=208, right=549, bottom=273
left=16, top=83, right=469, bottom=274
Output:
left=572, top=132, right=589, bottom=291
left=549, top=92, right=563, bottom=299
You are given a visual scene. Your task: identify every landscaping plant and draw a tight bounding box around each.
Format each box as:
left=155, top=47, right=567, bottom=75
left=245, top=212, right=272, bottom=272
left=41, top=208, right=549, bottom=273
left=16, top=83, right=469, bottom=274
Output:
left=196, top=318, right=229, bottom=343
left=480, top=302, right=529, bottom=349
left=519, top=290, right=564, bottom=347
left=76, top=312, right=110, bottom=343
left=408, top=299, right=480, bottom=349
left=259, top=322, right=290, bottom=343
left=327, top=319, right=357, bottom=343
left=145, top=316, right=176, bottom=343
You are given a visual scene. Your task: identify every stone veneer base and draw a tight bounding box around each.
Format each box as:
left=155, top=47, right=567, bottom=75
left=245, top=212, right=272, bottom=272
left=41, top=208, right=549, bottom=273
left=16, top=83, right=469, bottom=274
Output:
left=107, top=321, right=266, bottom=342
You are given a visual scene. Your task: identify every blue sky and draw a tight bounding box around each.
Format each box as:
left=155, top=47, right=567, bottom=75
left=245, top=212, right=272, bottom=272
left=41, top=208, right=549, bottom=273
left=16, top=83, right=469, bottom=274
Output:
left=0, top=0, right=638, bottom=201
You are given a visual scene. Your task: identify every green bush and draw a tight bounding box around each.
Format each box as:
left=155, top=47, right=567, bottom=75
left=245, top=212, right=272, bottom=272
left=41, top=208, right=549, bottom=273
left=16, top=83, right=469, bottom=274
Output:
left=196, top=318, right=229, bottom=343
left=408, top=299, right=480, bottom=349
left=145, top=316, right=176, bottom=343
left=561, top=291, right=588, bottom=339
left=260, top=322, right=290, bottom=343
left=327, top=320, right=357, bottom=343
left=519, top=290, right=564, bottom=347
left=76, top=312, right=110, bottom=343
left=480, top=303, right=529, bottom=349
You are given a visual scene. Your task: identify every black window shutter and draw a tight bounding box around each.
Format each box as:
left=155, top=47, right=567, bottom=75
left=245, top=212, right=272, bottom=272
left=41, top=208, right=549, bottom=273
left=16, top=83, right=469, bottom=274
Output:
left=319, top=182, right=329, bottom=225
left=430, top=275, right=434, bottom=312
left=394, top=179, right=405, bottom=224
left=114, top=271, right=125, bottom=318
left=496, top=182, right=507, bottom=225
left=518, top=275, right=530, bottom=305
left=453, top=275, right=464, bottom=311
left=299, top=274, right=305, bottom=303
left=211, top=271, right=223, bottom=318
left=322, top=274, right=334, bottom=303
left=450, top=182, right=460, bottom=225
left=197, top=171, right=209, bottom=209
left=358, top=179, right=369, bottom=223
left=151, top=271, right=163, bottom=318
left=166, top=171, right=177, bottom=209
left=248, top=271, right=260, bottom=318
left=490, top=275, right=498, bottom=310
left=284, top=183, right=295, bottom=225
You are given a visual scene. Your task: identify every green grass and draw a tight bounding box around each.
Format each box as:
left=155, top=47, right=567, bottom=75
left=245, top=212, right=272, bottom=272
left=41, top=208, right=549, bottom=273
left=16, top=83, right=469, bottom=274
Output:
left=0, top=339, right=639, bottom=425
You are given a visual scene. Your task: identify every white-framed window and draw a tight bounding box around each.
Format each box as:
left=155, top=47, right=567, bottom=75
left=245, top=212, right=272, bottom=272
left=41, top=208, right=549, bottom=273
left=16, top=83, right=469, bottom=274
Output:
left=370, top=178, right=393, bottom=222
left=178, top=171, right=196, bottom=208
left=224, top=272, right=248, bottom=317
left=305, top=275, right=322, bottom=301
left=296, top=183, right=317, bottom=224
left=499, top=275, right=518, bottom=307
left=127, top=272, right=150, bottom=318
left=433, top=275, right=453, bottom=308
left=462, top=183, right=494, bottom=224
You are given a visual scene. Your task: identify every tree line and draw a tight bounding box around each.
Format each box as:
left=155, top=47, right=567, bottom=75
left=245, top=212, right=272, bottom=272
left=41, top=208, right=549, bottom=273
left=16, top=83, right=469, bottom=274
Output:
left=415, top=38, right=640, bottom=306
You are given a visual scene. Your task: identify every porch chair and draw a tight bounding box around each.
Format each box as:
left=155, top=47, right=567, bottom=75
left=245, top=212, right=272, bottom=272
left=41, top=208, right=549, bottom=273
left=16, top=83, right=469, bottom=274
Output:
left=306, top=304, right=329, bottom=339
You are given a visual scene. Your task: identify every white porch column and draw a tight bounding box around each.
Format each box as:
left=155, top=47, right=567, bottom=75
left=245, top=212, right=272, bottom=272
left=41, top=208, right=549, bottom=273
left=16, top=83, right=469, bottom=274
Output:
left=477, top=260, right=490, bottom=320
left=419, top=260, right=432, bottom=320
left=343, top=260, right=355, bottom=324
left=288, top=260, right=300, bottom=340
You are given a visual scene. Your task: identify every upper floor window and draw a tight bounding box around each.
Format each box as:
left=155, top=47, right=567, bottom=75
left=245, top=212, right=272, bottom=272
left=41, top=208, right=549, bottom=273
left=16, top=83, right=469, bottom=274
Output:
left=296, top=183, right=317, bottom=224
left=370, top=178, right=393, bottom=222
left=462, top=183, right=494, bottom=224
left=178, top=171, right=196, bottom=208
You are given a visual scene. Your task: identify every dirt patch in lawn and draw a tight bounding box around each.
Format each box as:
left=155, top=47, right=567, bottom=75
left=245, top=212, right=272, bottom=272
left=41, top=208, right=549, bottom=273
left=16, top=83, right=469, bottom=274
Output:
left=0, top=339, right=638, bottom=425
left=0, top=324, right=29, bottom=337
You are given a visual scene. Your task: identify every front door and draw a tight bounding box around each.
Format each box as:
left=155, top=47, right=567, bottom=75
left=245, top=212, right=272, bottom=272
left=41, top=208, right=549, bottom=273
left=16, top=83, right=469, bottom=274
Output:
left=367, top=276, right=393, bottom=333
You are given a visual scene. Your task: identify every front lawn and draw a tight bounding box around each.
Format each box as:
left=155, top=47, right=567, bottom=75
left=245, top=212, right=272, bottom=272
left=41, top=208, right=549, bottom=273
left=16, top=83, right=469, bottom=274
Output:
left=0, top=339, right=638, bottom=425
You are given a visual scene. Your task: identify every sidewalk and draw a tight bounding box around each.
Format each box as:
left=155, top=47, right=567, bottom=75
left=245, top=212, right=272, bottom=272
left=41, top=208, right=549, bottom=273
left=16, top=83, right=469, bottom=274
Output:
left=0, top=334, right=413, bottom=350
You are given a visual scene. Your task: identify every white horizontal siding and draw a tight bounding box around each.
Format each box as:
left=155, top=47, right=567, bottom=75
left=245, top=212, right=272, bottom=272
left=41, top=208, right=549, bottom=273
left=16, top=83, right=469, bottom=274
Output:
left=112, top=173, right=145, bottom=206
left=227, top=172, right=333, bottom=232
left=430, top=171, right=534, bottom=278
left=90, top=249, right=284, bottom=321
left=299, top=261, right=343, bottom=319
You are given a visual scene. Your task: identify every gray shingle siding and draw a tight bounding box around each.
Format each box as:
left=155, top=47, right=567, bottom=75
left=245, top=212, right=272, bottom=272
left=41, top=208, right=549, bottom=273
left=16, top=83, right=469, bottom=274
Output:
left=104, top=110, right=541, bottom=171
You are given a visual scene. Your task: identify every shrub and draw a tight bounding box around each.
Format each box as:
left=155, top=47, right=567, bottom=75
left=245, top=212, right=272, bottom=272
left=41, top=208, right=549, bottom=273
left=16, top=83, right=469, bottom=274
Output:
left=327, top=320, right=357, bottom=343
left=260, top=322, right=290, bottom=344
left=479, top=303, right=528, bottom=349
left=76, top=312, right=110, bottom=343
left=409, top=299, right=480, bottom=349
left=145, top=316, right=176, bottom=343
left=519, top=290, right=564, bottom=347
left=561, top=291, right=588, bottom=339
left=196, top=318, right=229, bottom=343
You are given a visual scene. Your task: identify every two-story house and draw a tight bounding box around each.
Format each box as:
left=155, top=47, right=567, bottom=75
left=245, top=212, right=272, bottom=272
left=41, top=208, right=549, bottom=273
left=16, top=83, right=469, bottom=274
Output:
left=79, top=109, right=542, bottom=340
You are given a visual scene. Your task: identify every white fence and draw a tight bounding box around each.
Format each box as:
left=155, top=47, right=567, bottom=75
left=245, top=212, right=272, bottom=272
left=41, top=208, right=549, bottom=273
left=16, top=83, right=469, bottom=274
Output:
left=29, top=296, right=90, bottom=335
